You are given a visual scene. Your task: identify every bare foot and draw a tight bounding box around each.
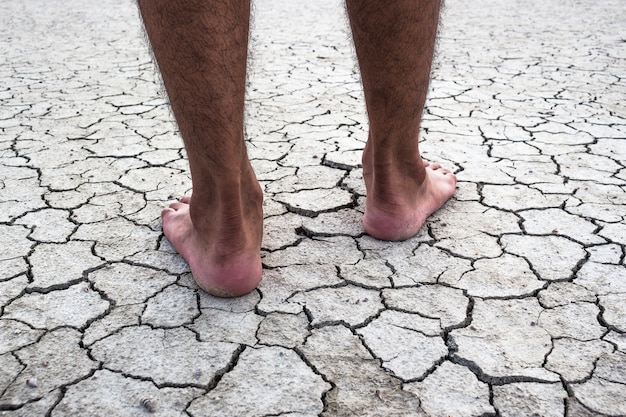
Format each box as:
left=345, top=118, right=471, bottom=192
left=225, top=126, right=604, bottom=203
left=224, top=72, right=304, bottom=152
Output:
left=362, top=160, right=457, bottom=241
left=161, top=195, right=263, bottom=297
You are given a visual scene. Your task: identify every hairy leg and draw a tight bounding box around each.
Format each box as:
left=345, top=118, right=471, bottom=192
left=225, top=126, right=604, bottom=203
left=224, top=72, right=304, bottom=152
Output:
left=138, top=0, right=262, bottom=296
left=346, top=0, right=457, bottom=241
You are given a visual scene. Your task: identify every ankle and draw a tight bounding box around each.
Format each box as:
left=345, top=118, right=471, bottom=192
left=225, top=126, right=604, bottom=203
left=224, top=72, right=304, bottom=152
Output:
left=367, top=159, right=427, bottom=194
left=188, top=168, right=263, bottom=243
left=362, top=132, right=423, bottom=171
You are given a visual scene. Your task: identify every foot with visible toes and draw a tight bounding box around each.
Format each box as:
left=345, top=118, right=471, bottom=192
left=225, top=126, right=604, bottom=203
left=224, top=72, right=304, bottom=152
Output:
left=362, top=151, right=457, bottom=241
left=161, top=182, right=263, bottom=297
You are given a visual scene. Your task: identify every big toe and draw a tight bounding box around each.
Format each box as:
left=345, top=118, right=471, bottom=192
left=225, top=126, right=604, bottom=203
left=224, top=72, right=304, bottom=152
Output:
left=161, top=203, right=186, bottom=222
left=443, top=171, right=458, bottom=188
left=161, top=206, right=175, bottom=217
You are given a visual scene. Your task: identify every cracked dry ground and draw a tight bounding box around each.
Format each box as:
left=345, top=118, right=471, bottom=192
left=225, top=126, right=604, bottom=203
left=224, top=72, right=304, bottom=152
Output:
left=1, top=0, right=625, bottom=416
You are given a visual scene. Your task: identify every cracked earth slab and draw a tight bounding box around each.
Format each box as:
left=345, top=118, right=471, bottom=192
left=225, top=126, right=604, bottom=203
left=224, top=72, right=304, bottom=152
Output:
left=188, top=347, right=330, bottom=417
left=2, top=0, right=626, bottom=416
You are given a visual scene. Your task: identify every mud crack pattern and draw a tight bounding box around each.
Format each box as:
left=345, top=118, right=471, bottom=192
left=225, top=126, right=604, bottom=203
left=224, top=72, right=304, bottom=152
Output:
left=1, top=0, right=625, bottom=416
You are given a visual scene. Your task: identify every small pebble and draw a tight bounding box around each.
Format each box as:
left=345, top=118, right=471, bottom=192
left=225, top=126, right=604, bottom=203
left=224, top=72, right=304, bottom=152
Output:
left=140, top=397, right=156, bottom=413
left=26, top=378, right=38, bottom=388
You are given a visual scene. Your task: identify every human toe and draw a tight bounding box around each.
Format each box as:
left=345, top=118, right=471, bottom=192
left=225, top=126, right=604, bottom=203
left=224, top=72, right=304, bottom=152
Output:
left=167, top=201, right=189, bottom=211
